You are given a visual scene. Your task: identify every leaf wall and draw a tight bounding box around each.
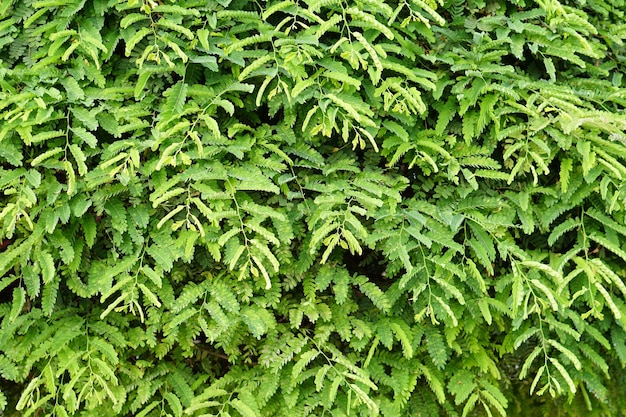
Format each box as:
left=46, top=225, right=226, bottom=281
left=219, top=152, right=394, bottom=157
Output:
left=0, top=0, right=625, bottom=416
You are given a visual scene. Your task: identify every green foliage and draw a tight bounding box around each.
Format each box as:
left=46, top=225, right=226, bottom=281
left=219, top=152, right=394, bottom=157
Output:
left=1, top=0, right=626, bottom=416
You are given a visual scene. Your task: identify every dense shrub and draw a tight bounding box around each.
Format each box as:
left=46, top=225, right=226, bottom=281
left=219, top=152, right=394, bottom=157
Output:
left=1, top=0, right=626, bottom=415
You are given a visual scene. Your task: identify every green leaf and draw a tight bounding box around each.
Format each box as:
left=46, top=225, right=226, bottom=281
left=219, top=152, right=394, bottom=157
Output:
left=548, top=217, right=579, bottom=246
left=104, top=199, right=127, bottom=233
left=231, top=398, right=257, bottom=417
left=163, top=81, right=188, bottom=115
left=31, top=147, right=63, bottom=166
left=69, top=144, right=88, bottom=175
left=60, top=77, right=85, bottom=101
left=546, top=339, right=582, bottom=370
left=152, top=4, right=200, bottom=16
left=419, top=364, right=446, bottom=403
left=549, top=358, right=576, bottom=393
left=390, top=320, right=413, bottom=358
left=91, top=337, right=119, bottom=365
left=468, top=238, right=494, bottom=275
left=140, top=266, right=162, bottom=288
left=71, top=107, right=99, bottom=131
left=37, top=251, right=56, bottom=284
left=448, top=370, right=476, bottom=405
left=22, top=264, right=40, bottom=298
left=292, top=350, right=319, bottom=379
left=435, top=97, right=457, bottom=135
left=346, top=8, right=394, bottom=39
left=164, top=392, right=183, bottom=417
left=588, top=233, right=626, bottom=263
left=42, top=276, right=60, bottom=316
left=425, top=327, right=448, bottom=369
left=167, top=372, right=194, bottom=407
left=125, top=27, right=151, bottom=56
left=9, top=286, right=25, bottom=322
left=136, top=401, right=159, bottom=417
left=241, top=306, right=271, bottom=338
left=82, top=214, right=97, bottom=248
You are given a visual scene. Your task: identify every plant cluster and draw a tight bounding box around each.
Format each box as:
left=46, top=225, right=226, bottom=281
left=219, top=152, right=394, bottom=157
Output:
left=1, top=0, right=626, bottom=416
